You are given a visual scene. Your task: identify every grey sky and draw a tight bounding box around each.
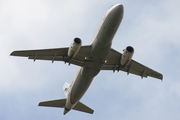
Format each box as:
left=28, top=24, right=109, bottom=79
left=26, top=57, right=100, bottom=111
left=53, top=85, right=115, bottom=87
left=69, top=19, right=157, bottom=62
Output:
left=1, top=0, right=180, bottom=120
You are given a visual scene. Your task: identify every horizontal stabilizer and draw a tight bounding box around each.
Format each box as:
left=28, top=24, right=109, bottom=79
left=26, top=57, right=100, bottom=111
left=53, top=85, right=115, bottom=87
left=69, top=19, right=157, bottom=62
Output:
left=38, top=99, right=66, bottom=108
left=73, top=102, right=94, bottom=114
left=38, top=99, right=94, bottom=114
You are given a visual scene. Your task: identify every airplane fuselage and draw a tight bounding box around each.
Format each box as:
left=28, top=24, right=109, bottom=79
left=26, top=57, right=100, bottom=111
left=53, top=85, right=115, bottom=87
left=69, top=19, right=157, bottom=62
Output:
left=64, top=4, right=124, bottom=114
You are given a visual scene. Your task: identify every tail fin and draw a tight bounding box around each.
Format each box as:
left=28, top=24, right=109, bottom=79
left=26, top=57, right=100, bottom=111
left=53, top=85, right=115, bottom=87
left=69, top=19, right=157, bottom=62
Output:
left=63, top=82, right=70, bottom=98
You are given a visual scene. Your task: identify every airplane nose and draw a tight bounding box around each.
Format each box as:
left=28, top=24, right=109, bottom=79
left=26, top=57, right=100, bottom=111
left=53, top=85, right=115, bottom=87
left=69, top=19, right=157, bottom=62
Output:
left=119, top=4, right=124, bottom=11
left=114, top=4, right=124, bottom=14
left=111, top=4, right=124, bottom=21
left=117, top=4, right=123, bottom=8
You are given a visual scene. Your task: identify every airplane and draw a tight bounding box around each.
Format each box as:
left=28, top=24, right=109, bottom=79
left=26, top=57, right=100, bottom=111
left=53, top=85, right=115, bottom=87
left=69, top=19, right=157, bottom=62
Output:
left=10, top=4, right=163, bottom=115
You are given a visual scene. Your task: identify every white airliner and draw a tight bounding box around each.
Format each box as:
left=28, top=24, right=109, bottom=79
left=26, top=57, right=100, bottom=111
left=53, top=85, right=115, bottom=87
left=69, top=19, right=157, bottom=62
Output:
left=11, top=4, right=163, bottom=115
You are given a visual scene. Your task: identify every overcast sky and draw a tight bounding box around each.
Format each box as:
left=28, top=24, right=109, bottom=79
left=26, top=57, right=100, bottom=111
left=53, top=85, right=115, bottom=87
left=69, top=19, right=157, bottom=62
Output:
left=1, top=0, right=180, bottom=120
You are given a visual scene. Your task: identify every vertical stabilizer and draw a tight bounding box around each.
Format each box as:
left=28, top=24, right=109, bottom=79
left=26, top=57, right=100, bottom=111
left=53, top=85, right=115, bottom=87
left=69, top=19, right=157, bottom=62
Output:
left=63, top=82, right=70, bottom=98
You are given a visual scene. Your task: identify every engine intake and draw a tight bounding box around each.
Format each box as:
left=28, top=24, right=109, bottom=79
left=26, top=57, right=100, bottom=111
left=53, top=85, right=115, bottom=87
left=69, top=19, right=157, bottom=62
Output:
left=74, top=38, right=81, bottom=44
left=127, top=46, right=134, bottom=52
left=67, top=38, right=82, bottom=59
left=120, top=46, right=134, bottom=67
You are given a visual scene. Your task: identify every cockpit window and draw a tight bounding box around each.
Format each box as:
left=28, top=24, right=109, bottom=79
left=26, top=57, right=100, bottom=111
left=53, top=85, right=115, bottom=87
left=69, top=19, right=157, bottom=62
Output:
left=109, top=5, right=114, bottom=9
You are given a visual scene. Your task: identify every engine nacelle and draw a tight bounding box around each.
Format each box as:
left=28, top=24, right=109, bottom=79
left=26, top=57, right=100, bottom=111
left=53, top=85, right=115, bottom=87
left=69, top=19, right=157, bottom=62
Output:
left=67, top=37, right=82, bottom=58
left=120, top=46, right=134, bottom=67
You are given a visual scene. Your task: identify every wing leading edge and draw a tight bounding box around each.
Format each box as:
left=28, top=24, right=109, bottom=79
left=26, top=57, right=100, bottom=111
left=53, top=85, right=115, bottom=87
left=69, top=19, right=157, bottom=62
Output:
left=10, top=45, right=92, bottom=67
left=102, top=48, right=163, bottom=80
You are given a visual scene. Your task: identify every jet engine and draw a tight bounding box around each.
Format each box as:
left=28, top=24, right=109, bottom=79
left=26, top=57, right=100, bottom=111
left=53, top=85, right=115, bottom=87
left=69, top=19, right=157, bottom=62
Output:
left=67, top=38, right=82, bottom=59
left=120, top=46, right=134, bottom=67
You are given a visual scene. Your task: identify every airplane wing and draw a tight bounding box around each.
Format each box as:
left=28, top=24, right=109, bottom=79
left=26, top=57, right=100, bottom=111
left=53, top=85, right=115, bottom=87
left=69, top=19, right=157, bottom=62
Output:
left=102, top=48, right=163, bottom=80
left=10, top=45, right=92, bottom=67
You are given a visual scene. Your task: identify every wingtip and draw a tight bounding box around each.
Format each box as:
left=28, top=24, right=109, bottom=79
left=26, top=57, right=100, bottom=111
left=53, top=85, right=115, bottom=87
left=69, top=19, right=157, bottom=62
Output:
left=10, top=51, right=17, bottom=56
left=38, top=102, right=43, bottom=106
left=10, top=51, right=14, bottom=56
left=38, top=102, right=41, bottom=106
left=161, top=74, right=163, bottom=81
